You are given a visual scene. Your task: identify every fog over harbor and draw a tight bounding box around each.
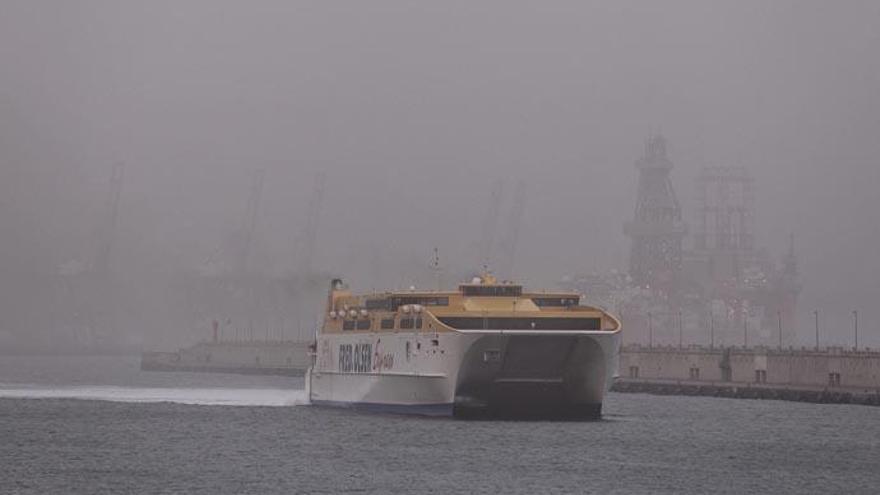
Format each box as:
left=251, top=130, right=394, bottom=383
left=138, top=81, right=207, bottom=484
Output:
left=1, top=1, right=879, bottom=351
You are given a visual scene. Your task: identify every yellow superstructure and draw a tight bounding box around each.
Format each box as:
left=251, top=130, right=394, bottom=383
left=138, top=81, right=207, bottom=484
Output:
left=322, top=276, right=620, bottom=335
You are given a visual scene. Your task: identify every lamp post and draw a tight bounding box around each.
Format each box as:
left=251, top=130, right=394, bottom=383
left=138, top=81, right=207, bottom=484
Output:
left=710, top=311, right=715, bottom=350
left=814, top=310, right=819, bottom=351
left=678, top=310, right=683, bottom=349
left=853, top=310, right=859, bottom=350
left=743, top=316, right=748, bottom=348
left=648, top=311, right=653, bottom=348
left=777, top=310, right=783, bottom=349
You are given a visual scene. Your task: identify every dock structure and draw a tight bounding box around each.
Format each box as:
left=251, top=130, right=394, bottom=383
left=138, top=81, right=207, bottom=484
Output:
left=612, top=378, right=880, bottom=406
left=614, top=344, right=880, bottom=406
left=141, top=340, right=310, bottom=376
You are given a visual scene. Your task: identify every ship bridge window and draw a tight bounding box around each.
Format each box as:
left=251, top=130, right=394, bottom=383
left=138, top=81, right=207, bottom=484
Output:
left=365, top=298, right=391, bottom=310
left=388, top=296, right=449, bottom=309
left=533, top=297, right=579, bottom=307
left=437, top=316, right=600, bottom=330
left=460, top=285, right=522, bottom=297
left=356, top=319, right=371, bottom=330
left=400, top=318, right=415, bottom=330
left=381, top=318, right=395, bottom=330
left=342, top=320, right=355, bottom=331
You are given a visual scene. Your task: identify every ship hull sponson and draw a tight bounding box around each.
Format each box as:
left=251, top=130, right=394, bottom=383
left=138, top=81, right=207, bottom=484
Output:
left=452, top=333, right=618, bottom=420
left=308, top=331, right=619, bottom=420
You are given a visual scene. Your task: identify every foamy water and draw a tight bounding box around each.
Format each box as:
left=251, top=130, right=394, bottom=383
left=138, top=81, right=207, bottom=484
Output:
left=0, top=385, right=308, bottom=406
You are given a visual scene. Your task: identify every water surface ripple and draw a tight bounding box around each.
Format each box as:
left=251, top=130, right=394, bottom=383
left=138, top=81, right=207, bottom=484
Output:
left=1, top=356, right=877, bottom=494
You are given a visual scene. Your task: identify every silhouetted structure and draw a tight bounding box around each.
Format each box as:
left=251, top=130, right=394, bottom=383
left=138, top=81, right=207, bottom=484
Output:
left=623, top=134, right=687, bottom=295
left=569, top=135, right=800, bottom=347
left=495, top=180, right=526, bottom=280
left=692, top=166, right=755, bottom=281
left=93, top=163, right=124, bottom=278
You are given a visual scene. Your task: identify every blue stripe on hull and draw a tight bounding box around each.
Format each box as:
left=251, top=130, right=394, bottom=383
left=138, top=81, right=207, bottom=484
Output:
left=311, top=400, right=453, bottom=417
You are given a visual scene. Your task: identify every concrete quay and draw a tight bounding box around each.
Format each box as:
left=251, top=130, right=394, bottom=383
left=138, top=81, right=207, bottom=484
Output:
left=615, top=344, right=880, bottom=406
left=141, top=340, right=310, bottom=376
left=612, top=378, right=880, bottom=406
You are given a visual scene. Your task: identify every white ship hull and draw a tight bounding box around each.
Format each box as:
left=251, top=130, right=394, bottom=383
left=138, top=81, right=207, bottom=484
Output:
left=309, top=329, right=620, bottom=419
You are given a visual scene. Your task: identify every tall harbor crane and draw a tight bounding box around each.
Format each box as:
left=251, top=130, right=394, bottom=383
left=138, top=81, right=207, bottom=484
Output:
left=298, top=172, right=325, bottom=280
left=479, top=179, right=504, bottom=270
left=496, top=180, right=526, bottom=280
left=93, top=162, right=124, bottom=278
left=236, top=169, right=266, bottom=277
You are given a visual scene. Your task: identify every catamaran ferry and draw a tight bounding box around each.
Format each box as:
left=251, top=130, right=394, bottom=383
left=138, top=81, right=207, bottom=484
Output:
left=307, top=274, right=621, bottom=419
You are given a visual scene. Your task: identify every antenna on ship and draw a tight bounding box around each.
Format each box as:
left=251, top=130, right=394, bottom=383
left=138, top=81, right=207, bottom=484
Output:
left=432, top=247, right=442, bottom=290
left=479, top=180, right=504, bottom=269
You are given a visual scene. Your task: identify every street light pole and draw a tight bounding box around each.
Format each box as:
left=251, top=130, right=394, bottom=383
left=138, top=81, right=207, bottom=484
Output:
left=777, top=310, right=783, bottom=349
left=678, top=310, right=683, bottom=349
left=648, top=311, right=653, bottom=348
left=710, top=311, right=715, bottom=350
left=853, top=310, right=858, bottom=350
left=814, top=310, right=819, bottom=351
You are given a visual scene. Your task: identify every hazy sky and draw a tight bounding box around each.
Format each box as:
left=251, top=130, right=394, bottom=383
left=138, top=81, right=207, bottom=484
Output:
left=1, top=1, right=879, bottom=346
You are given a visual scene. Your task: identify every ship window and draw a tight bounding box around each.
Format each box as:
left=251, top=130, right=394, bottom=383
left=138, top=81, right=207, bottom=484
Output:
left=482, top=349, right=501, bottom=363
left=437, top=316, right=600, bottom=330
left=381, top=318, right=394, bottom=330
left=533, top=297, right=579, bottom=307
left=365, top=299, right=391, bottom=310
left=415, top=318, right=423, bottom=329
left=390, top=296, right=416, bottom=309
left=356, top=319, right=371, bottom=330
left=400, top=318, right=414, bottom=329
left=342, top=320, right=355, bottom=331
left=461, top=285, right=522, bottom=297
left=388, top=296, right=449, bottom=309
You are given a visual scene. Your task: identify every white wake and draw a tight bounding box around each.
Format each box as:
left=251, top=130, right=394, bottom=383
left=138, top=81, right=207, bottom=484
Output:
left=0, top=385, right=309, bottom=406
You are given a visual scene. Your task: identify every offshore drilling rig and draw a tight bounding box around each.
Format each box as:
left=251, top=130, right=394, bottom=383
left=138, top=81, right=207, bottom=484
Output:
left=565, top=134, right=800, bottom=348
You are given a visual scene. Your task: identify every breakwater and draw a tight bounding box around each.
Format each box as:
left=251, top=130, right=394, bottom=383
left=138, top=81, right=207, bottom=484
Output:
left=141, top=340, right=310, bottom=376
left=614, top=344, right=880, bottom=406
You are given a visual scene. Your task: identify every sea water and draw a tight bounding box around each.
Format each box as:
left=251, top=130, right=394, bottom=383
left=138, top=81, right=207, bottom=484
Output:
left=0, top=355, right=878, bottom=494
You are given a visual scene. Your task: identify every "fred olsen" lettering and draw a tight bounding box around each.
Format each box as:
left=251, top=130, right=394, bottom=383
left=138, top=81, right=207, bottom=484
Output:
left=338, top=343, right=372, bottom=373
